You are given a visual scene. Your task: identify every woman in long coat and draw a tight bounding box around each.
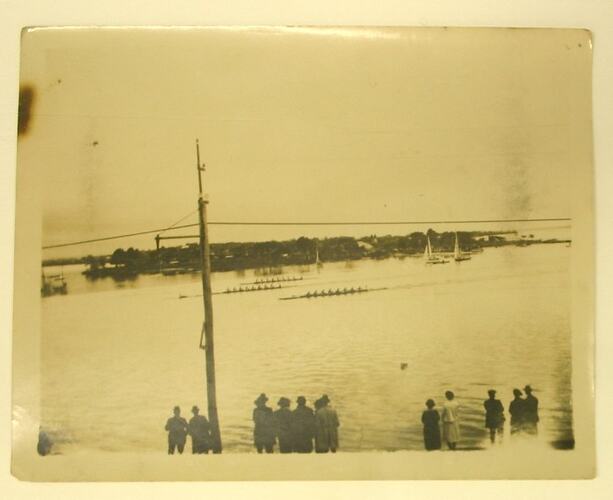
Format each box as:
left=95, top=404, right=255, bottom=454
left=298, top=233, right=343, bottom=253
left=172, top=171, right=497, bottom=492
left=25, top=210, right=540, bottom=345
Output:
left=441, top=391, right=460, bottom=450
left=314, top=395, right=340, bottom=453
left=421, top=399, right=441, bottom=450
left=253, top=393, right=275, bottom=453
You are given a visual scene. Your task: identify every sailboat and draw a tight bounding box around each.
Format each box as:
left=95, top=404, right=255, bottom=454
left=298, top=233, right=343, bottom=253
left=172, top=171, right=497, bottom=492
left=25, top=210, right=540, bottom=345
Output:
left=424, top=235, right=448, bottom=265
left=454, top=232, right=471, bottom=262
left=315, top=240, right=323, bottom=268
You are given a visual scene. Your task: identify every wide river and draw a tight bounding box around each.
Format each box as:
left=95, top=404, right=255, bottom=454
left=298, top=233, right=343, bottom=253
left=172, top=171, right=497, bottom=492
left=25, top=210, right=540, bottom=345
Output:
left=41, top=243, right=572, bottom=453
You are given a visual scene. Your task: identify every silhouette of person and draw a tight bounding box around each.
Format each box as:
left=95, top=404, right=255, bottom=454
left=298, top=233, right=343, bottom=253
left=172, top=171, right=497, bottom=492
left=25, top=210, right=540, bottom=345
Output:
left=274, top=397, right=293, bottom=453
left=508, top=389, right=525, bottom=435
left=253, top=393, right=275, bottom=453
left=484, top=389, right=505, bottom=444
left=314, top=395, right=340, bottom=453
left=441, top=391, right=460, bottom=450
left=165, top=406, right=188, bottom=454
left=421, top=399, right=442, bottom=451
left=188, top=405, right=211, bottom=454
left=523, top=385, right=539, bottom=435
left=292, top=396, right=315, bottom=453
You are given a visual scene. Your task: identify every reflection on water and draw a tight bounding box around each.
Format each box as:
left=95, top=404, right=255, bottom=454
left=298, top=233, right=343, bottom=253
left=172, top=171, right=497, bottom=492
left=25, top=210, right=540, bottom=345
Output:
left=41, top=244, right=572, bottom=453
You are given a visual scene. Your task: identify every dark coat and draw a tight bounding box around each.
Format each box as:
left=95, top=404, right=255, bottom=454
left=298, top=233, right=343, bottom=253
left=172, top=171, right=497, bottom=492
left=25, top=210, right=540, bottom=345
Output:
left=509, top=398, right=525, bottom=428
left=274, top=407, right=293, bottom=453
left=421, top=409, right=441, bottom=450
left=189, top=415, right=211, bottom=442
left=524, top=394, right=539, bottom=423
left=253, top=406, right=276, bottom=447
left=484, top=399, right=505, bottom=429
left=292, top=405, right=315, bottom=453
left=165, top=416, right=188, bottom=444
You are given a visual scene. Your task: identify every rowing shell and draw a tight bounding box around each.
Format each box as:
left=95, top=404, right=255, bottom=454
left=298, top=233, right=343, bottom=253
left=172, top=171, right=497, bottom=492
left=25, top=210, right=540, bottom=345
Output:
left=279, top=287, right=387, bottom=301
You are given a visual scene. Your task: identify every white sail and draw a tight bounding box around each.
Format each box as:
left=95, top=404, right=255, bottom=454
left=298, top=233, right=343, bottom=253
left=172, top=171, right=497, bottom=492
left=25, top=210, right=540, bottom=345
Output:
left=454, top=232, right=460, bottom=259
left=454, top=232, right=471, bottom=261
left=315, top=240, right=322, bottom=267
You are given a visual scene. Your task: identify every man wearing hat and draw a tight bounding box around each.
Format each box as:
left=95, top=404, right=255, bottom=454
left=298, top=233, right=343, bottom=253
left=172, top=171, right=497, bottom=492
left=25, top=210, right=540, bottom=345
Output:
left=314, top=394, right=340, bottom=453
left=274, top=397, right=293, bottom=453
left=253, top=393, right=275, bottom=453
left=523, top=385, right=539, bottom=435
left=483, top=389, right=505, bottom=444
left=164, top=406, right=189, bottom=454
left=292, top=396, right=315, bottom=453
left=188, top=405, right=211, bottom=454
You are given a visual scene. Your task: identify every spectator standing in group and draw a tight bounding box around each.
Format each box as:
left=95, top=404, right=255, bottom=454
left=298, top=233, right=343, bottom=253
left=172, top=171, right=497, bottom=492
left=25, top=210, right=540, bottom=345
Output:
left=509, top=388, right=525, bottom=436
left=523, top=385, right=539, bottom=435
left=165, top=406, right=189, bottom=455
left=188, top=405, right=211, bottom=454
left=292, top=396, right=315, bottom=453
left=253, top=393, right=276, bottom=453
left=274, top=397, right=293, bottom=453
left=421, top=399, right=442, bottom=451
left=484, top=389, right=505, bottom=444
left=441, top=391, right=460, bottom=450
left=314, top=394, right=340, bottom=453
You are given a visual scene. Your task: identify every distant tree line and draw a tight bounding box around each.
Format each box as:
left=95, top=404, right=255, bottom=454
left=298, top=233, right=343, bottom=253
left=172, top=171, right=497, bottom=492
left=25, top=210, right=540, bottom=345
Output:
left=40, top=229, right=562, bottom=279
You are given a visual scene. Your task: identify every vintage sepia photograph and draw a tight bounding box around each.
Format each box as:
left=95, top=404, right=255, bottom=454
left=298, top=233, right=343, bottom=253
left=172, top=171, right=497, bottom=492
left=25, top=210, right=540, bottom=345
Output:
left=12, top=26, right=595, bottom=480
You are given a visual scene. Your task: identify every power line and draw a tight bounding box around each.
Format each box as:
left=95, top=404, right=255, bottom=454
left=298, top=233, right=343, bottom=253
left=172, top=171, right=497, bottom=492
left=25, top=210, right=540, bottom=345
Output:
left=41, top=217, right=571, bottom=250
left=42, top=223, right=198, bottom=249
left=201, top=217, right=571, bottom=226
left=160, top=209, right=199, bottom=233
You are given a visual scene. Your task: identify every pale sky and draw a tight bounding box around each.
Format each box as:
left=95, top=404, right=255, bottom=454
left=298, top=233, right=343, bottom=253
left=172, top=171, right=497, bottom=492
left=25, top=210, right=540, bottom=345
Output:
left=17, top=27, right=588, bottom=258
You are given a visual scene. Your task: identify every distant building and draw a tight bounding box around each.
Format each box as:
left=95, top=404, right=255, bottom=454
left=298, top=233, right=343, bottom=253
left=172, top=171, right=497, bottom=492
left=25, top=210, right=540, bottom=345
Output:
left=357, top=241, right=374, bottom=251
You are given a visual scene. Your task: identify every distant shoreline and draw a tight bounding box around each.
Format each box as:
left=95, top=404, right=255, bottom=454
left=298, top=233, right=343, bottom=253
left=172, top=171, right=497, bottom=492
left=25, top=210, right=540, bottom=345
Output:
left=42, top=230, right=571, bottom=280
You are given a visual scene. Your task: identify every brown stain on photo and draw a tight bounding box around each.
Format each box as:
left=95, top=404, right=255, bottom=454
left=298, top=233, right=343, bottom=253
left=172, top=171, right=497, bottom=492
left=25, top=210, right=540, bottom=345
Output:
left=18, top=85, right=35, bottom=136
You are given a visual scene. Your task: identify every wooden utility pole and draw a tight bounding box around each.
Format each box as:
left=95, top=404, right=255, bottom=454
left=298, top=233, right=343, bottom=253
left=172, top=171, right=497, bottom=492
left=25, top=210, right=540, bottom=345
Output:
left=196, top=139, right=222, bottom=453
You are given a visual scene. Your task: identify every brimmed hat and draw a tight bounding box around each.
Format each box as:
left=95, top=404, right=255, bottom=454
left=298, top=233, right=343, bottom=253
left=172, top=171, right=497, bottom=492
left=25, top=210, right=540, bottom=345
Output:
left=321, top=394, right=330, bottom=403
left=191, top=405, right=199, bottom=413
left=173, top=406, right=180, bottom=412
left=254, top=393, right=268, bottom=405
left=513, top=388, right=523, bottom=397
left=278, top=397, right=291, bottom=407
left=524, top=385, right=533, bottom=392
left=488, top=389, right=496, bottom=395
left=296, top=396, right=306, bottom=404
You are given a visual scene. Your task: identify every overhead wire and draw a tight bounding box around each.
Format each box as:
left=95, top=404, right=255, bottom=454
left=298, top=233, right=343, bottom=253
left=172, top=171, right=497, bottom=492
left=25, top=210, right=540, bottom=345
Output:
left=42, top=216, right=571, bottom=250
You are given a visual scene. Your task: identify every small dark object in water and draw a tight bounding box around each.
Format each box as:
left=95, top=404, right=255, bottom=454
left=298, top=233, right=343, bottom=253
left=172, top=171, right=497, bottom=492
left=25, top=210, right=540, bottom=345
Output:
left=400, top=363, right=408, bottom=370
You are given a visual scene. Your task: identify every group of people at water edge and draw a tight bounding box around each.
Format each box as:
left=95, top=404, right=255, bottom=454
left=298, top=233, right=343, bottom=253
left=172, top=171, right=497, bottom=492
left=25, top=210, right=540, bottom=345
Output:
left=252, top=393, right=339, bottom=454
left=422, top=386, right=539, bottom=451
left=164, top=405, right=211, bottom=454
left=164, top=386, right=538, bottom=454
left=164, top=394, right=339, bottom=454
